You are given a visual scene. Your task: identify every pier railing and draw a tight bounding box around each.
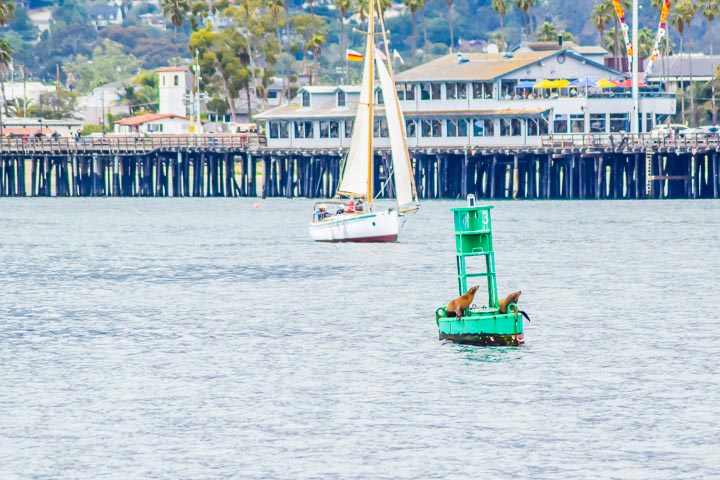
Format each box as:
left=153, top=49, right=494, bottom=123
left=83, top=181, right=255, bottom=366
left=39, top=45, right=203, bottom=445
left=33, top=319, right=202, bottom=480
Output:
left=541, top=132, right=720, bottom=150
left=0, top=133, right=266, bottom=154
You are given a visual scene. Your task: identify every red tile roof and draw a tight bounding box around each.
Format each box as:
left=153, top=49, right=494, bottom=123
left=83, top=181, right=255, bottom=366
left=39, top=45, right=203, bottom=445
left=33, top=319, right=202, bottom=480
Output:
left=156, top=66, right=190, bottom=72
left=114, top=113, right=189, bottom=126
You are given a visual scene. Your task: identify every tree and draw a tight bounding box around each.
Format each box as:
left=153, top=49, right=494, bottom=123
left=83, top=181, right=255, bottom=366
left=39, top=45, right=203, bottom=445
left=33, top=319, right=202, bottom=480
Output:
left=403, top=0, right=422, bottom=55
left=446, top=0, right=454, bottom=53
left=161, top=0, right=190, bottom=40
left=537, top=22, right=557, bottom=41
left=334, top=0, right=351, bottom=77
left=701, top=0, right=720, bottom=121
left=0, top=38, right=12, bottom=119
left=673, top=0, right=697, bottom=125
left=492, top=0, right=509, bottom=30
left=0, top=0, right=15, bottom=26
left=514, top=0, right=536, bottom=38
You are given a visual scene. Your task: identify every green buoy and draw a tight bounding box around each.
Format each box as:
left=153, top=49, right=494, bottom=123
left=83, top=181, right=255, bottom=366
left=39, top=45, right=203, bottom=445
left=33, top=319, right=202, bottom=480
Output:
left=435, top=196, right=526, bottom=346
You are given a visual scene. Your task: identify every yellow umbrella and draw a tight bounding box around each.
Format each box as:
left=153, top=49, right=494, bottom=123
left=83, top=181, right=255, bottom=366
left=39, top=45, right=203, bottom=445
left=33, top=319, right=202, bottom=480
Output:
left=534, top=79, right=555, bottom=89
left=595, top=78, right=618, bottom=88
left=551, top=79, right=570, bottom=88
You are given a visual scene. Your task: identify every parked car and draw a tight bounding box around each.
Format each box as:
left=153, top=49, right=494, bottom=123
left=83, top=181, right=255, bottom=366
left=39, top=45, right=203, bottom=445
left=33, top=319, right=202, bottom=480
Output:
left=684, top=125, right=720, bottom=138
left=649, top=124, right=689, bottom=139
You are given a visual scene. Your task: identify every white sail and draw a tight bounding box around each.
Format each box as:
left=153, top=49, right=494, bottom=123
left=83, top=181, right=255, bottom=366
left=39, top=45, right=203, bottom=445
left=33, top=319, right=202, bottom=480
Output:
left=336, top=39, right=374, bottom=198
left=375, top=52, right=417, bottom=210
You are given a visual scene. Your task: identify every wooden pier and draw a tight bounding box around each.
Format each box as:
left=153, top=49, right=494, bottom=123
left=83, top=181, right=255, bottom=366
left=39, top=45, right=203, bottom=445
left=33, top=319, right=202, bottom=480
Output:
left=1, top=133, right=719, bottom=199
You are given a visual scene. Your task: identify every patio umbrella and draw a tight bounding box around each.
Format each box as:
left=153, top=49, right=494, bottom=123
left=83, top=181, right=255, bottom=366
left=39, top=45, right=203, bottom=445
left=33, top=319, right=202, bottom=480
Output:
left=615, top=78, right=647, bottom=88
left=595, top=78, right=618, bottom=88
left=515, top=80, right=537, bottom=89
left=568, top=78, right=594, bottom=87
left=534, top=79, right=556, bottom=89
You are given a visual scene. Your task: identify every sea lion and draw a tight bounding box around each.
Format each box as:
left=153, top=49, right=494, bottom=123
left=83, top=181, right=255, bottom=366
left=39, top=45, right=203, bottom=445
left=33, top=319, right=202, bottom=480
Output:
left=498, top=290, right=522, bottom=313
left=446, top=285, right=480, bottom=317
left=498, top=290, right=532, bottom=322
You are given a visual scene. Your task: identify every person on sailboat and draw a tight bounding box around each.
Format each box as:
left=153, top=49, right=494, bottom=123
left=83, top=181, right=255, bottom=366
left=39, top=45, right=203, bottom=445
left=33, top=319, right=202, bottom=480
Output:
left=356, top=199, right=364, bottom=212
left=346, top=200, right=355, bottom=213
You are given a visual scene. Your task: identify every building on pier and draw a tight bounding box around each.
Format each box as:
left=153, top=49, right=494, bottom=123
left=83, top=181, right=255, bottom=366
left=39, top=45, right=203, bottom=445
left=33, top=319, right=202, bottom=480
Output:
left=256, top=48, right=676, bottom=149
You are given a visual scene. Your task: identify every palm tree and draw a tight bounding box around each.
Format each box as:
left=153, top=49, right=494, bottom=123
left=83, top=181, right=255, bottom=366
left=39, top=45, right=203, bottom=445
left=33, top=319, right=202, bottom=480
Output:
left=701, top=0, right=720, bottom=122
left=335, top=0, right=352, bottom=69
left=268, top=0, right=285, bottom=52
left=492, top=0, right=509, bottom=30
left=673, top=0, right=697, bottom=124
left=403, top=0, right=422, bottom=56
left=537, top=21, right=558, bottom=42
left=593, top=2, right=613, bottom=48
left=161, top=0, right=191, bottom=40
left=446, top=0, right=455, bottom=52
left=420, top=0, right=429, bottom=61
left=0, top=38, right=12, bottom=121
left=0, top=0, right=15, bottom=26
left=514, top=0, right=536, bottom=38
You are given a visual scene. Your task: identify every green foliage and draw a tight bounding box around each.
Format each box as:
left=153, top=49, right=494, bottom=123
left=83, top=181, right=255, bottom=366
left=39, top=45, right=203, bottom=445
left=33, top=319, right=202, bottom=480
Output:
left=73, top=40, right=143, bottom=93
left=26, top=87, right=79, bottom=120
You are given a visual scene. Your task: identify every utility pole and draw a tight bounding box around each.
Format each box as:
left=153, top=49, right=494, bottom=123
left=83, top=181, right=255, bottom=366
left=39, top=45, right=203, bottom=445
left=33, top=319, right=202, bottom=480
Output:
left=101, top=90, right=105, bottom=137
left=195, top=49, right=201, bottom=135
left=631, top=0, right=639, bottom=134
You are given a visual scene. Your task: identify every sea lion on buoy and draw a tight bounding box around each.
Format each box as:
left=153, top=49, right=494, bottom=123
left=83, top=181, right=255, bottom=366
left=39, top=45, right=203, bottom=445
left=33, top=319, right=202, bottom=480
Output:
left=498, top=290, right=532, bottom=322
left=446, top=285, right=480, bottom=317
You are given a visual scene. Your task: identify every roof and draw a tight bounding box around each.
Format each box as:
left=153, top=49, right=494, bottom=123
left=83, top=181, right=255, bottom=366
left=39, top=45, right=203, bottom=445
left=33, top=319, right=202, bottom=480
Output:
left=513, top=42, right=608, bottom=56
left=255, top=100, right=356, bottom=121
left=298, top=86, right=340, bottom=95
left=645, top=54, right=720, bottom=79
left=394, top=50, right=621, bottom=82
left=156, top=66, right=190, bottom=73
left=114, top=113, right=190, bottom=126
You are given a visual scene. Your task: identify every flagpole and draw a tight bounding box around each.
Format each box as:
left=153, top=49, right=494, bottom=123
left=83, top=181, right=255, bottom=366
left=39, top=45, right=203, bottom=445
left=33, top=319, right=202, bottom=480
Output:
left=631, top=0, right=639, bottom=134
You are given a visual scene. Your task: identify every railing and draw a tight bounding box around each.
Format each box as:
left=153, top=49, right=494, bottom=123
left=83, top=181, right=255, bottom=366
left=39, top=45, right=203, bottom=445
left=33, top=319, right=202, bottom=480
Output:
left=0, top=133, right=266, bottom=154
left=541, top=132, right=720, bottom=149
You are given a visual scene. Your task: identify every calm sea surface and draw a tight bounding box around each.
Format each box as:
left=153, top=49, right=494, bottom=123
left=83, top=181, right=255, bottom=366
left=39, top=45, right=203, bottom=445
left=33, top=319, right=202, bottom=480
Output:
left=1, top=198, right=718, bottom=479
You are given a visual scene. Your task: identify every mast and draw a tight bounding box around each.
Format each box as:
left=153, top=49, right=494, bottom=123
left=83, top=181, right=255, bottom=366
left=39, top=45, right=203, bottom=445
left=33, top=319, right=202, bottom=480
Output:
left=366, top=0, right=375, bottom=207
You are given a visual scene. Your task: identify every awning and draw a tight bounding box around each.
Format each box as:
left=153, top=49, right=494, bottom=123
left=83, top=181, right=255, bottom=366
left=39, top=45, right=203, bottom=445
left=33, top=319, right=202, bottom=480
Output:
left=515, top=80, right=537, bottom=89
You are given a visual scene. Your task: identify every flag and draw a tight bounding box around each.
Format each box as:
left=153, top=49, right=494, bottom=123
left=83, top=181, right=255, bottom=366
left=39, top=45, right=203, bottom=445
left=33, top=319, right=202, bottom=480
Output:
left=375, top=49, right=387, bottom=61
left=393, top=49, right=405, bottom=65
left=346, top=49, right=363, bottom=62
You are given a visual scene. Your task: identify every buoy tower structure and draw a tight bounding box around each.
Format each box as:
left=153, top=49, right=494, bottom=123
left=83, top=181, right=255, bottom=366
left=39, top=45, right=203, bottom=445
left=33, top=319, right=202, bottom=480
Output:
left=435, top=196, right=526, bottom=346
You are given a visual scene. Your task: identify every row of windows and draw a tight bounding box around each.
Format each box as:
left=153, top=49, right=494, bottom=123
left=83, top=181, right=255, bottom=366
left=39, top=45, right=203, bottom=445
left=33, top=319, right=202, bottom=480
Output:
left=397, top=81, right=496, bottom=101
left=269, top=117, right=556, bottom=139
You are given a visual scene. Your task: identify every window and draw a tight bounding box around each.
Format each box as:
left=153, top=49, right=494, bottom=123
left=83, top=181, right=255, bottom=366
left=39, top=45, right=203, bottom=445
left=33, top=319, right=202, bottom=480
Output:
left=147, top=123, right=163, bottom=133
left=421, top=119, right=442, bottom=137
left=319, top=120, right=340, bottom=138
left=294, top=120, right=314, bottom=138
left=590, top=113, right=607, bottom=132
left=344, top=120, right=353, bottom=138
left=500, top=118, right=521, bottom=136
left=570, top=114, right=585, bottom=133
left=162, top=76, right=166, bottom=87
left=610, top=113, right=628, bottom=132
left=376, top=89, right=384, bottom=105
left=420, top=82, right=441, bottom=100
left=374, top=119, right=389, bottom=137
left=554, top=114, right=569, bottom=133
left=446, top=82, right=467, bottom=100
left=269, top=121, right=289, bottom=139
left=268, top=91, right=279, bottom=99
left=302, top=91, right=310, bottom=107
left=472, top=82, right=493, bottom=99
left=174, top=75, right=179, bottom=86
left=406, top=119, right=416, bottom=137
left=446, top=118, right=468, bottom=137
left=472, top=118, right=494, bottom=137
left=337, top=90, right=346, bottom=107
left=397, top=83, right=415, bottom=101
left=526, top=117, right=548, bottom=136
left=500, top=80, right=518, bottom=99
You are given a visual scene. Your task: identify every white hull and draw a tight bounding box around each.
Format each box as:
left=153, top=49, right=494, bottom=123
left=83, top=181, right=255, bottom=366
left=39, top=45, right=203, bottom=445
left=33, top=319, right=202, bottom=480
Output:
left=308, top=208, right=401, bottom=242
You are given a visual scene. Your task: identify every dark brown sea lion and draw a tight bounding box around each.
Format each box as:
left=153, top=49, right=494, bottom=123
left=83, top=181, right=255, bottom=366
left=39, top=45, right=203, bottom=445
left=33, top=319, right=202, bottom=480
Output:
left=446, top=285, right=480, bottom=317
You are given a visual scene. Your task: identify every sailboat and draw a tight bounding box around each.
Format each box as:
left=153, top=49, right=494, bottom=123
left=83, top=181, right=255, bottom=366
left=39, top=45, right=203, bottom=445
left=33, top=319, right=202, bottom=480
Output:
left=308, top=0, right=419, bottom=243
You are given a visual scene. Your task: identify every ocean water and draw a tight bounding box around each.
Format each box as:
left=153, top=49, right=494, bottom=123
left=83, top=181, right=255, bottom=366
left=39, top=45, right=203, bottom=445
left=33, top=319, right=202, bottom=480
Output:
left=0, top=198, right=718, bottom=479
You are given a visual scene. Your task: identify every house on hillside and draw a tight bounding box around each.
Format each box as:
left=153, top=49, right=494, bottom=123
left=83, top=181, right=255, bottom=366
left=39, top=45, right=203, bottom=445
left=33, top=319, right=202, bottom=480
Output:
left=256, top=48, right=676, bottom=149
left=114, top=113, right=195, bottom=134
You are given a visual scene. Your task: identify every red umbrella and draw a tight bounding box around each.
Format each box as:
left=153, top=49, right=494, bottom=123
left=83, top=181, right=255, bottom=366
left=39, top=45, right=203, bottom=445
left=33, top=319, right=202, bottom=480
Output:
left=617, top=78, right=647, bottom=88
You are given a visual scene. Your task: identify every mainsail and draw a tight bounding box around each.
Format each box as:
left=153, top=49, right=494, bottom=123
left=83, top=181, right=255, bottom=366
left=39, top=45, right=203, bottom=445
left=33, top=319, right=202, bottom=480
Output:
left=335, top=38, right=374, bottom=199
left=374, top=53, right=417, bottom=210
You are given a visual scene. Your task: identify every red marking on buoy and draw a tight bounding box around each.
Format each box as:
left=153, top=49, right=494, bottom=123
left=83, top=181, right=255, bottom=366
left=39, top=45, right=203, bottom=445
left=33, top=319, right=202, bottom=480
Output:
left=253, top=203, right=260, bottom=209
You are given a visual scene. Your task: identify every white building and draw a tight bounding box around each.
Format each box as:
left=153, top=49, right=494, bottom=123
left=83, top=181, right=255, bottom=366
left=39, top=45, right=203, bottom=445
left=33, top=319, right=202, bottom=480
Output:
left=157, top=66, right=193, bottom=117
left=113, top=113, right=195, bottom=134
left=256, top=49, right=677, bottom=149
